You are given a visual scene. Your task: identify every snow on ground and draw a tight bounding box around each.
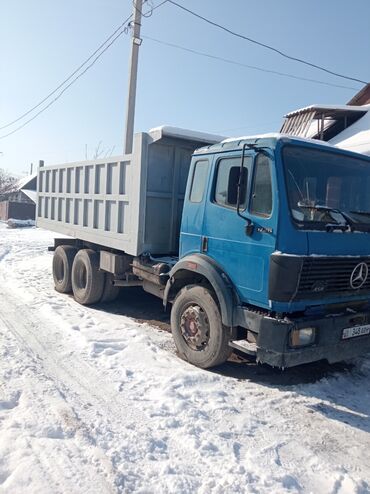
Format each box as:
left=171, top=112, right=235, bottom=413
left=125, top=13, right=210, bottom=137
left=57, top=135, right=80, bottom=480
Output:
left=0, top=223, right=370, bottom=493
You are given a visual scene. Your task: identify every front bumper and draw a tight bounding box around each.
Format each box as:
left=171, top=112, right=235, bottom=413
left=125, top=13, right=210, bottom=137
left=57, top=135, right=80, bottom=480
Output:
left=236, top=307, right=370, bottom=368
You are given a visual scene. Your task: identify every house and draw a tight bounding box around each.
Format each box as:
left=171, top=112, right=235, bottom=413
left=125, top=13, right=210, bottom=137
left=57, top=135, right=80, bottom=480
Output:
left=0, top=174, right=37, bottom=222
left=280, top=83, right=370, bottom=155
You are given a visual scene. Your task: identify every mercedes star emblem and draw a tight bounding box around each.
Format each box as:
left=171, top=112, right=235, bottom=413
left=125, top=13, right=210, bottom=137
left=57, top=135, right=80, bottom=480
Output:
left=350, top=262, right=369, bottom=289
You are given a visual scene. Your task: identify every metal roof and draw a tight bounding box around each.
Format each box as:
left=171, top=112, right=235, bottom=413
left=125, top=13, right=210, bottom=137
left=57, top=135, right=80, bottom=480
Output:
left=280, top=105, right=368, bottom=141
left=284, top=104, right=367, bottom=118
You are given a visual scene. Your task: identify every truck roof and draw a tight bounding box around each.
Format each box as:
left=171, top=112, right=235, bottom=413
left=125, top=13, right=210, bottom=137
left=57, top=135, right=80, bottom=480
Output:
left=193, top=132, right=336, bottom=155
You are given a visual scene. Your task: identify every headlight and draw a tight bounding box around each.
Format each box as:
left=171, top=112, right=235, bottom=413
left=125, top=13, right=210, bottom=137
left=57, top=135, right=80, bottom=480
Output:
left=290, top=327, right=316, bottom=348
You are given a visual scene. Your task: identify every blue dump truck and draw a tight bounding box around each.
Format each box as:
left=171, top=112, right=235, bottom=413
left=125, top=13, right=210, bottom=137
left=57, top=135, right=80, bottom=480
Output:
left=37, top=127, right=370, bottom=368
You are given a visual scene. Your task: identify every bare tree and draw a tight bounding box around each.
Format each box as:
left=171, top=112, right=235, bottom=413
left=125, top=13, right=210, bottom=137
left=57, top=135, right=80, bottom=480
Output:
left=92, top=141, right=103, bottom=160
left=0, top=168, right=17, bottom=194
left=84, top=142, right=116, bottom=161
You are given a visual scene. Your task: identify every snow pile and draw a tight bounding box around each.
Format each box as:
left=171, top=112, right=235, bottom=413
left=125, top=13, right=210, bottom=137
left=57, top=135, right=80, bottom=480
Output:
left=0, top=224, right=369, bottom=493
left=7, top=218, right=35, bottom=228
left=149, top=125, right=226, bottom=144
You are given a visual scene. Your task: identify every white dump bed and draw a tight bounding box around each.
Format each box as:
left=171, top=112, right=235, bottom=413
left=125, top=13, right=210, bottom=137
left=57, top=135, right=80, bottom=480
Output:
left=37, top=128, right=222, bottom=256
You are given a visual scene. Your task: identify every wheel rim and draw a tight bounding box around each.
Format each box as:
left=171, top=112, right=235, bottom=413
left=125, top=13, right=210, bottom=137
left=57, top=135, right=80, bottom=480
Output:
left=180, top=305, right=210, bottom=351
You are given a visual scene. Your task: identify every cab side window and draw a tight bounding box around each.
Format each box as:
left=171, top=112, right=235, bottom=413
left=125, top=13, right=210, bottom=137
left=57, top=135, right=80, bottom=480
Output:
left=215, top=156, right=251, bottom=209
left=250, top=154, right=273, bottom=217
left=189, top=160, right=209, bottom=203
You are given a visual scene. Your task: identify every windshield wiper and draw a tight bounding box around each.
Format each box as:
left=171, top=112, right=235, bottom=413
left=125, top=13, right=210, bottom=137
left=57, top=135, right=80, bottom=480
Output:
left=297, top=202, right=355, bottom=232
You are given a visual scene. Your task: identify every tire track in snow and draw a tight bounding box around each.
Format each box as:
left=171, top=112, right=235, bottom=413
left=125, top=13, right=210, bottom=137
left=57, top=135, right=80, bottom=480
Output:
left=0, top=305, right=116, bottom=494
left=0, top=288, right=225, bottom=493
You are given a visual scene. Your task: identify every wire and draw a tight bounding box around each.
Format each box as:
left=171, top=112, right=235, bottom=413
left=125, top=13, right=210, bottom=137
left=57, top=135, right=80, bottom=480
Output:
left=0, top=1, right=168, bottom=139
left=135, top=0, right=168, bottom=18
left=0, top=0, right=168, bottom=133
left=0, top=14, right=133, bottom=131
left=167, top=0, right=368, bottom=86
left=0, top=28, right=130, bottom=139
left=138, top=0, right=154, bottom=17
left=143, top=35, right=357, bottom=91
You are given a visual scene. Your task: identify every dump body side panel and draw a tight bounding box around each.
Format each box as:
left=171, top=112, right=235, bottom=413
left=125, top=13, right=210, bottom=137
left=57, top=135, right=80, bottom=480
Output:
left=37, top=132, right=209, bottom=256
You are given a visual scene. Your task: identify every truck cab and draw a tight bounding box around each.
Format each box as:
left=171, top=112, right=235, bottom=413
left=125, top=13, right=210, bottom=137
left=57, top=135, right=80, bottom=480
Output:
left=168, top=134, right=370, bottom=367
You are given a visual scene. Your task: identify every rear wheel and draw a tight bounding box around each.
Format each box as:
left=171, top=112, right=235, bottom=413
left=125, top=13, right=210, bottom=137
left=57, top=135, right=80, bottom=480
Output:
left=100, top=273, right=120, bottom=303
left=171, top=285, right=233, bottom=368
left=52, top=245, right=77, bottom=293
left=71, top=249, right=105, bottom=305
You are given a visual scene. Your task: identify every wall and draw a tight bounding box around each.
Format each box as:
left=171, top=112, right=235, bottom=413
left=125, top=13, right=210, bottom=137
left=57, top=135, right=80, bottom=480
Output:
left=8, top=201, right=36, bottom=220
left=0, top=201, right=9, bottom=221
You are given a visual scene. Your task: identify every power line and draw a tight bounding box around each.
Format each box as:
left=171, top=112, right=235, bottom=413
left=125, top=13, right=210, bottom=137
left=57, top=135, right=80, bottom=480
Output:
left=0, top=1, right=168, bottom=140
left=167, top=0, right=368, bottom=86
left=0, top=14, right=133, bottom=131
left=0, top=27, right=135, bottom=140
left=143, top=35, right=357, bottom=91
left=135, top=0, right=168, bottom=18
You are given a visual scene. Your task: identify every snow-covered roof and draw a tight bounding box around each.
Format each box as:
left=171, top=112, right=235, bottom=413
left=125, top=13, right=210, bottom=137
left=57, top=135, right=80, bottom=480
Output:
left=16, top=173, right=37, bottom=191
left=221, top=132, right=334, bottom=147
left=222, top=132, right=283, bottom=143
left=330, top=110, right=370, bottom=156
left=149, top=125, right=226, bottom=144
left=285, top=104, right=369, bottom=118
left=22, top=189, right=37, bottom=203
left=194, top=132, right=337, bottom=155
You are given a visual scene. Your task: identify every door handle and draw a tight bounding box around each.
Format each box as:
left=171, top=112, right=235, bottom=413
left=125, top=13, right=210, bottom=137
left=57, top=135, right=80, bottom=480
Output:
left=201, top=236, right=208, bottom=252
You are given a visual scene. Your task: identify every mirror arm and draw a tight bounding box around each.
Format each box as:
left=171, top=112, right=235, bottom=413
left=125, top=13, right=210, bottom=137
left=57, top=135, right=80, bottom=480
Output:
left=237, top=143, right=254, bottom=235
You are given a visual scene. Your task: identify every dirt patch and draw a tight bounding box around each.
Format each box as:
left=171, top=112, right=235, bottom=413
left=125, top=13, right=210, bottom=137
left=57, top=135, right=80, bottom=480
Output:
left=99, top=287, right=171, bottom=332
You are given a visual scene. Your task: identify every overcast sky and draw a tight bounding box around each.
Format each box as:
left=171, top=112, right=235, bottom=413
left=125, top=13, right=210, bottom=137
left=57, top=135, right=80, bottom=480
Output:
left=1, top=0, right=369, bottom=175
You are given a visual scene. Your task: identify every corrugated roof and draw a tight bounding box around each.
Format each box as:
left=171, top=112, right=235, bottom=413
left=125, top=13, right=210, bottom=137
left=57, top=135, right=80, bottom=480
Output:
left=284, top=104, right=368, bottom=118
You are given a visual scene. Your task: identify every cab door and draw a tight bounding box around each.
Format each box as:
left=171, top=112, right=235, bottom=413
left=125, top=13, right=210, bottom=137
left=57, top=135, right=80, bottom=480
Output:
left=180, top=157, right=211, bottom=256
left=202, top=151, right=277, bottom=308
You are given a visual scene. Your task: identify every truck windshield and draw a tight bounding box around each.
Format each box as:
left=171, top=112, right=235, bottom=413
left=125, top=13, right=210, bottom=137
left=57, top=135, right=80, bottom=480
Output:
left=283, top=145, right=370, bottom=231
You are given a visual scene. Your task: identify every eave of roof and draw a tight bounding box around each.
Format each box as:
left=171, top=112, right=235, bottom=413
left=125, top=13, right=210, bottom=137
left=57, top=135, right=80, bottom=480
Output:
left=284, top=104, right=369, bottom=119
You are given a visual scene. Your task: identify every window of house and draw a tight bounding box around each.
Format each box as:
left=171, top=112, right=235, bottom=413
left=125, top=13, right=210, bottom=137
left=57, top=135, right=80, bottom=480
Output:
left=214, top=156, right=251, bottom=209
left=189, top=160, right=209, bottom=203
left=250, top=154, right=273, bottom=217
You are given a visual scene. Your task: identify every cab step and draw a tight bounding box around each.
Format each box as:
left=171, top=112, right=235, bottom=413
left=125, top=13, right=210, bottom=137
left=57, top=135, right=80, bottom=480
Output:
left=229, top=339, right=257, bottom=356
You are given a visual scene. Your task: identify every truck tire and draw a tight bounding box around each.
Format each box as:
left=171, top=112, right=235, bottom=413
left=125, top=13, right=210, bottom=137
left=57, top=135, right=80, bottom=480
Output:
left=171, top=285, right=233, bottom=369
left=100, top=273, right=120, bottom=303
left=53, top=245, right=77, bottom=294
left=71, top=249, right=105, bottom=305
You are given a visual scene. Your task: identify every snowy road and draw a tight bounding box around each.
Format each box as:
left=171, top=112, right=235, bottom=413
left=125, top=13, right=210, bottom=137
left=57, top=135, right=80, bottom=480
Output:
left=0, top=224, right=370, bottom=494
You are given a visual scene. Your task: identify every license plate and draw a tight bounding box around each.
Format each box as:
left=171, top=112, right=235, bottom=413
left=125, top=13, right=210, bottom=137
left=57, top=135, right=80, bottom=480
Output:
left=342, top=324, right=370, bottom=340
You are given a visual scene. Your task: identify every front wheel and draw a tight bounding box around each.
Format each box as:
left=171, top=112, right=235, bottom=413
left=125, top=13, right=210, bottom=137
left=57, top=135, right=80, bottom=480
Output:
left=170, top=285, right=233, bottom=369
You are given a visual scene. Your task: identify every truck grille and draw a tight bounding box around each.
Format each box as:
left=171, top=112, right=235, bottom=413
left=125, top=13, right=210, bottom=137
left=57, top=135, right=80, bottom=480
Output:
left=297, top=257, right=370, bottom=297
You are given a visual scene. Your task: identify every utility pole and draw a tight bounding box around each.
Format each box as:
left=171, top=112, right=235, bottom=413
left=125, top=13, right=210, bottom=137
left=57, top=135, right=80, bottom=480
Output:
left=124, top=0, right=143, bottom=155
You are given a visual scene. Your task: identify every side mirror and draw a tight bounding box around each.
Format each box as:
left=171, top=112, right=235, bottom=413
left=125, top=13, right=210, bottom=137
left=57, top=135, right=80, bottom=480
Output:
left=227, top=167, right=248, bottom=206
